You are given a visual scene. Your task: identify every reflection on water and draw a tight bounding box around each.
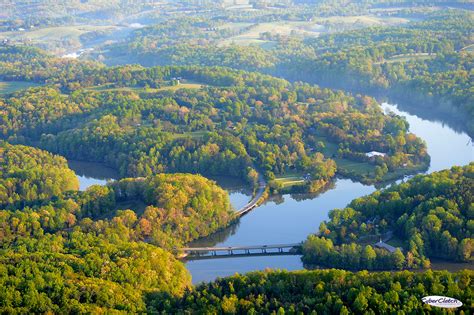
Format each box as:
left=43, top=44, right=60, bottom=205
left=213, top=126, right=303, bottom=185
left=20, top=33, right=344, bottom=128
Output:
left=209, top=176, right=253, bottom=210
left=186, top=178, right=376, bottom=283
left=68, top=160, right=119, bottom=191
left=188, top=256, right=304, bottom=284
left=187, top=102, right=474, bottom=284
left=188, top=180, right=336, bottom=249
left=382, top=103, right=473, bottom=173
left=66, top=102, right=474, bottom=284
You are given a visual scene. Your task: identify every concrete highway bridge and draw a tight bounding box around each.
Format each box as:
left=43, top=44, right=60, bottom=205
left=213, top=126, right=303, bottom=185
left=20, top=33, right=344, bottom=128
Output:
left=178, top=243, right=302, bottom=259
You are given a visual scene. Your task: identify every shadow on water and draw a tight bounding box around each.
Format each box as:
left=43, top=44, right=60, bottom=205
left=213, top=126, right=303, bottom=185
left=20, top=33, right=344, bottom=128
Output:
left=186, top=179, right=337, bottom=249
left=187, top=222, right=241, bottom=248
left=68, top=160, right=119, bottom=191
left=68, top=160, right=119, bottom=180
left=186, top=100, right=473, bottom=283
left=184, top=252, right=301, bottom=262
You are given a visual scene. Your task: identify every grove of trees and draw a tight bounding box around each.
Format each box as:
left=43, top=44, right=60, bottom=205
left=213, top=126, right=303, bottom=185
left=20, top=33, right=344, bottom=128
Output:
left=302, top=164, right=474, bottom=270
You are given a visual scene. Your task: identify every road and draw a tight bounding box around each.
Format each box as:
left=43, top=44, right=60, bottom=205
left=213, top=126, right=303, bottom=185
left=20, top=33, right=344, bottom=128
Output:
left=235, top=174, right=266, bottom=216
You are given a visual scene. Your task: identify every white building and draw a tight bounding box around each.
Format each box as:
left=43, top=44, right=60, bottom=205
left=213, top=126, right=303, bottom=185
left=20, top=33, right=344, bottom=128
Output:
left=365, top=151, right=386, bottom=158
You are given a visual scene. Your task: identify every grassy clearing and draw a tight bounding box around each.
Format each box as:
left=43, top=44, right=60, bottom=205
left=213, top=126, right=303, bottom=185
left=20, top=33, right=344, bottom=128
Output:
left=171, top=131, right=209, bottom=140
left=335, top=158, right=375, bottom=177
left=0, top=24, right=118, bottom=54
left=308, top=136, right=377, bottom=178
left=156, top=83, right=203, bottom=91
left=0, top=25, right=116, bottom=42
left=0, top=81, right=39, bottom=94
left=274, top=172, right=306, bottom=188
left=380, top=162, right=428, bottom=183
left=87, top=82, right=203, bottom=93
left=375, top=53, right=436, bottom=64
left=311, top=136, right=339, bottom=157
left=312, top=15, right=409, bottom=27
left=218, top=22, right=254, bottom=32
left=218, top=21, right=320, bottom=48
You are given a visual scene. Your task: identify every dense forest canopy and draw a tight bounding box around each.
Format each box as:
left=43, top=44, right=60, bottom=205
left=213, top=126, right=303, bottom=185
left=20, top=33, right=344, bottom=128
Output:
left=0, top=46, right=429, bottom=187
left=150, top=269, right=473, bottom=314
left=102, top=9, right=473, bottom=136
left=0, top=141, right=78, bottom=206
left=0, top=148, right=234, bottom=312
left=302, top=164, right=474, bottom=270
left=0, top=1, right=472, bottom=313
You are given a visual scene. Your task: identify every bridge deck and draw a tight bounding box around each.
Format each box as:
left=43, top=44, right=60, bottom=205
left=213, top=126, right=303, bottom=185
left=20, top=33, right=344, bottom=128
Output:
left=235, top=180, right=266, bottom=216
left=181, top=243, right=301, bottom=252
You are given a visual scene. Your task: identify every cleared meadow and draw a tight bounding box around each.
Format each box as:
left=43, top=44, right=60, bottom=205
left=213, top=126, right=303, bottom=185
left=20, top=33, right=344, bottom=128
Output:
left=0, top=81, right=39, bottom=94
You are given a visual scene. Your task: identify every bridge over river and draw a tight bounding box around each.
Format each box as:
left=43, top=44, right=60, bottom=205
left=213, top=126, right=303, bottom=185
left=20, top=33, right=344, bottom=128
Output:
left=178, top=243, right=302, bottom=259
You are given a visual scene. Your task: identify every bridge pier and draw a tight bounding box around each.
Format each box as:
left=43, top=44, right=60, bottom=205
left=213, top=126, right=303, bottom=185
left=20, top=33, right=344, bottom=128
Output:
left=179, top=243, right=301, bottom=259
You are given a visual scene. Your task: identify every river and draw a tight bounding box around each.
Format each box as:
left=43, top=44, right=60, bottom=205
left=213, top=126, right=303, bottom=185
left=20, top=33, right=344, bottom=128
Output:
left=185, top=102, right=473, bottom=283
left=68, top=160, right=119, bottom=191
left=70, top=102, right=473, bottom=284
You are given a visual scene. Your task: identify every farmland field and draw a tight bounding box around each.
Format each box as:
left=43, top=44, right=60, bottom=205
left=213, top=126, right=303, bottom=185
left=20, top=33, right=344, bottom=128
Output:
left=0, top=81, right=39, bottom=94
left=0, top=25, right=119, bottom=54
left=374, top=53, right=436, bottom=64
left=87, top=82, right=204, bottom=93
left=218, top=15, right=410, bottom=48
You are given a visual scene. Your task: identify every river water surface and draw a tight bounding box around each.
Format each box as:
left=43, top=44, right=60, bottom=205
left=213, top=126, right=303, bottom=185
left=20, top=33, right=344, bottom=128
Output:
left=71, top=102, right=473, bottom=284
left=185, top=102, right=473, bottom=283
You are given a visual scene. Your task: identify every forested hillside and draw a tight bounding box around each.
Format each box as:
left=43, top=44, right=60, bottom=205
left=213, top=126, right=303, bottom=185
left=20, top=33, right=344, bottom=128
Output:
left=105, top=10, right=473, bottom=136
left=149, top=269, right=473, bottom=313
left=0, top=1, right=472, bottom=313
left=0, top=46, right=429, bottom=187
left=0, top=141, right=78, bottom=206
left=302, top=164, right=474, bottom=270
left=0, top=148, right=234, bottom=312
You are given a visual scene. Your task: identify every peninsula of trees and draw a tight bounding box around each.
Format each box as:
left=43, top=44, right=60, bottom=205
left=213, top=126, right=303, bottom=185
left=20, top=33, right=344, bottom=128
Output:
left=302, top=164, right=474, bottom=270
left=0, top=46, right=429, bottom=189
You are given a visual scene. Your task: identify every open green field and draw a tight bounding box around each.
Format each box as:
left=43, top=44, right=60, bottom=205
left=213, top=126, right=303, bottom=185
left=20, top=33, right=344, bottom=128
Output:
left=218, top=22, right=254, bottom=32
left=171, top=131, right=209, bottom=140
left=334, top=158, right=375, bottom=177
left=312, top=15, right=410, bottom=28
left=0, top=81, right=39, bottom=94
left=218, top=21, right=320, bottom=48
left=274, top=172, right=306, bottom=188
left=310, top=135, right=377, bottom=178
left=218, top=16, right=410, bottom=48
left=375, top=53, right=436, bottom=65
left=0, top=25, right=116, bottom=42
left=87, top=82, right=203, bottom=93
left=156, top=83, right=203, bottom=91
left=0, top=24, right=118, bottom=54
